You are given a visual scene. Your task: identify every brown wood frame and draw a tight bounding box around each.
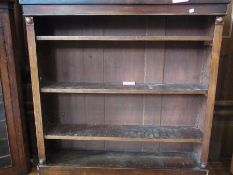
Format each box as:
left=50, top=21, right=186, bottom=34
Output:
left=0, top=1, right=29, bottom=174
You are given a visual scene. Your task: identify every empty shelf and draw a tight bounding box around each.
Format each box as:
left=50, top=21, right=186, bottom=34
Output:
left=36, top=35, right=212, bottom=42
left=45, top=125, right=203, bottom=143
left=45, top=150, right=200, bottom=169
left=41, top=82, right=208, bottom=95
left=41, top=150, right=206, bottom=174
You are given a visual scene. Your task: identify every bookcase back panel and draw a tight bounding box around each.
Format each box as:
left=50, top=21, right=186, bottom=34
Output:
left=35, top=16, right=214, bottom=37
left=37, top=15, right=213, bottom=86
left=42, top=93, right=204, bottom=152
left=35, top=14, right=215, bottom=158
left=42, top=94, right=203, bottom=127
left=46, top=140, right=196, bottom=153
left=38, top=42, right=210, bottom=85
left=37, top=15, right=211, bottom=153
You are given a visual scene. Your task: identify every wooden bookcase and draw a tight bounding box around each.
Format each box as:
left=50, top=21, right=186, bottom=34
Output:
left=20, top=1, right=228, bottom=174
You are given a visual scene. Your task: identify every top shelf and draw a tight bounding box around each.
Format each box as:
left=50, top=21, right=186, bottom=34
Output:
left=19, top=0, right=229, bottom=5
left=36, top=36, right=212, bottom=42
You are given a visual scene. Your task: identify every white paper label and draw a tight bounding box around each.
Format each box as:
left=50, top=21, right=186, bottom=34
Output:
left=123, top=82, right=136, bottom=86
left=189, top=8, right=195, bottom=13
left=172, top=0, right=189, bottom=3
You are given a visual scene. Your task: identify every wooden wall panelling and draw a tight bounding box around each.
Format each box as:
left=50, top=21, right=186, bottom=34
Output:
left=142, top=16, right=165, bottom=152
left=104, top=16, right=150, bottom=152
left=60, top=16, right=105, bottom=150
left=160, top=16, right=207, bottom=153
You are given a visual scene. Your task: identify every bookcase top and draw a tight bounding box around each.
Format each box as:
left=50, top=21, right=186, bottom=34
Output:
left=19, top=0, right=229, bottom=5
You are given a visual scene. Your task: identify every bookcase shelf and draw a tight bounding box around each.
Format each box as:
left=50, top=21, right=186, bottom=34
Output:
left=45, top=124, right=202, bottom=143
left=41, top=82, right=208, bottom=95
left=36, top=35, right=212, bottom=42
left=22, top=1, right=227, bottom=174
left=44, top=150, right=200, bottom=169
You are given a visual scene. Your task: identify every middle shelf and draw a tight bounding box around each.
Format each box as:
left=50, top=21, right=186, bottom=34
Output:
left=41, top=82, right=208, bottom=95
left=36, top=35, right=213, bottom=42
left=44, top=124, right=203, bottom=143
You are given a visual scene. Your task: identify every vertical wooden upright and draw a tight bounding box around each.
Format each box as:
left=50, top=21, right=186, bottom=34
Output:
left=25, top=16, right=46, bottom=164
left=201, top=16, right=224, bottom=167
left=231, top=155, right=233, bottom=173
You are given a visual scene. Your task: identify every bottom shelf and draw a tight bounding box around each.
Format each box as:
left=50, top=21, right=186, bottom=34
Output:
left=46, top=150, right=198, bottom=168
left=39, top=150, right=206, bottom=175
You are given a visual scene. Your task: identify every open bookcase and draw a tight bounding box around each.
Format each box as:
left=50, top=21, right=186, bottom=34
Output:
left=20, top=1, right=228, bottom=174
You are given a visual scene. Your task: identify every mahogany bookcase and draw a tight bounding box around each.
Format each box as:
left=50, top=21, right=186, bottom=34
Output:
left=19, top=0, right=228, bottom=174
